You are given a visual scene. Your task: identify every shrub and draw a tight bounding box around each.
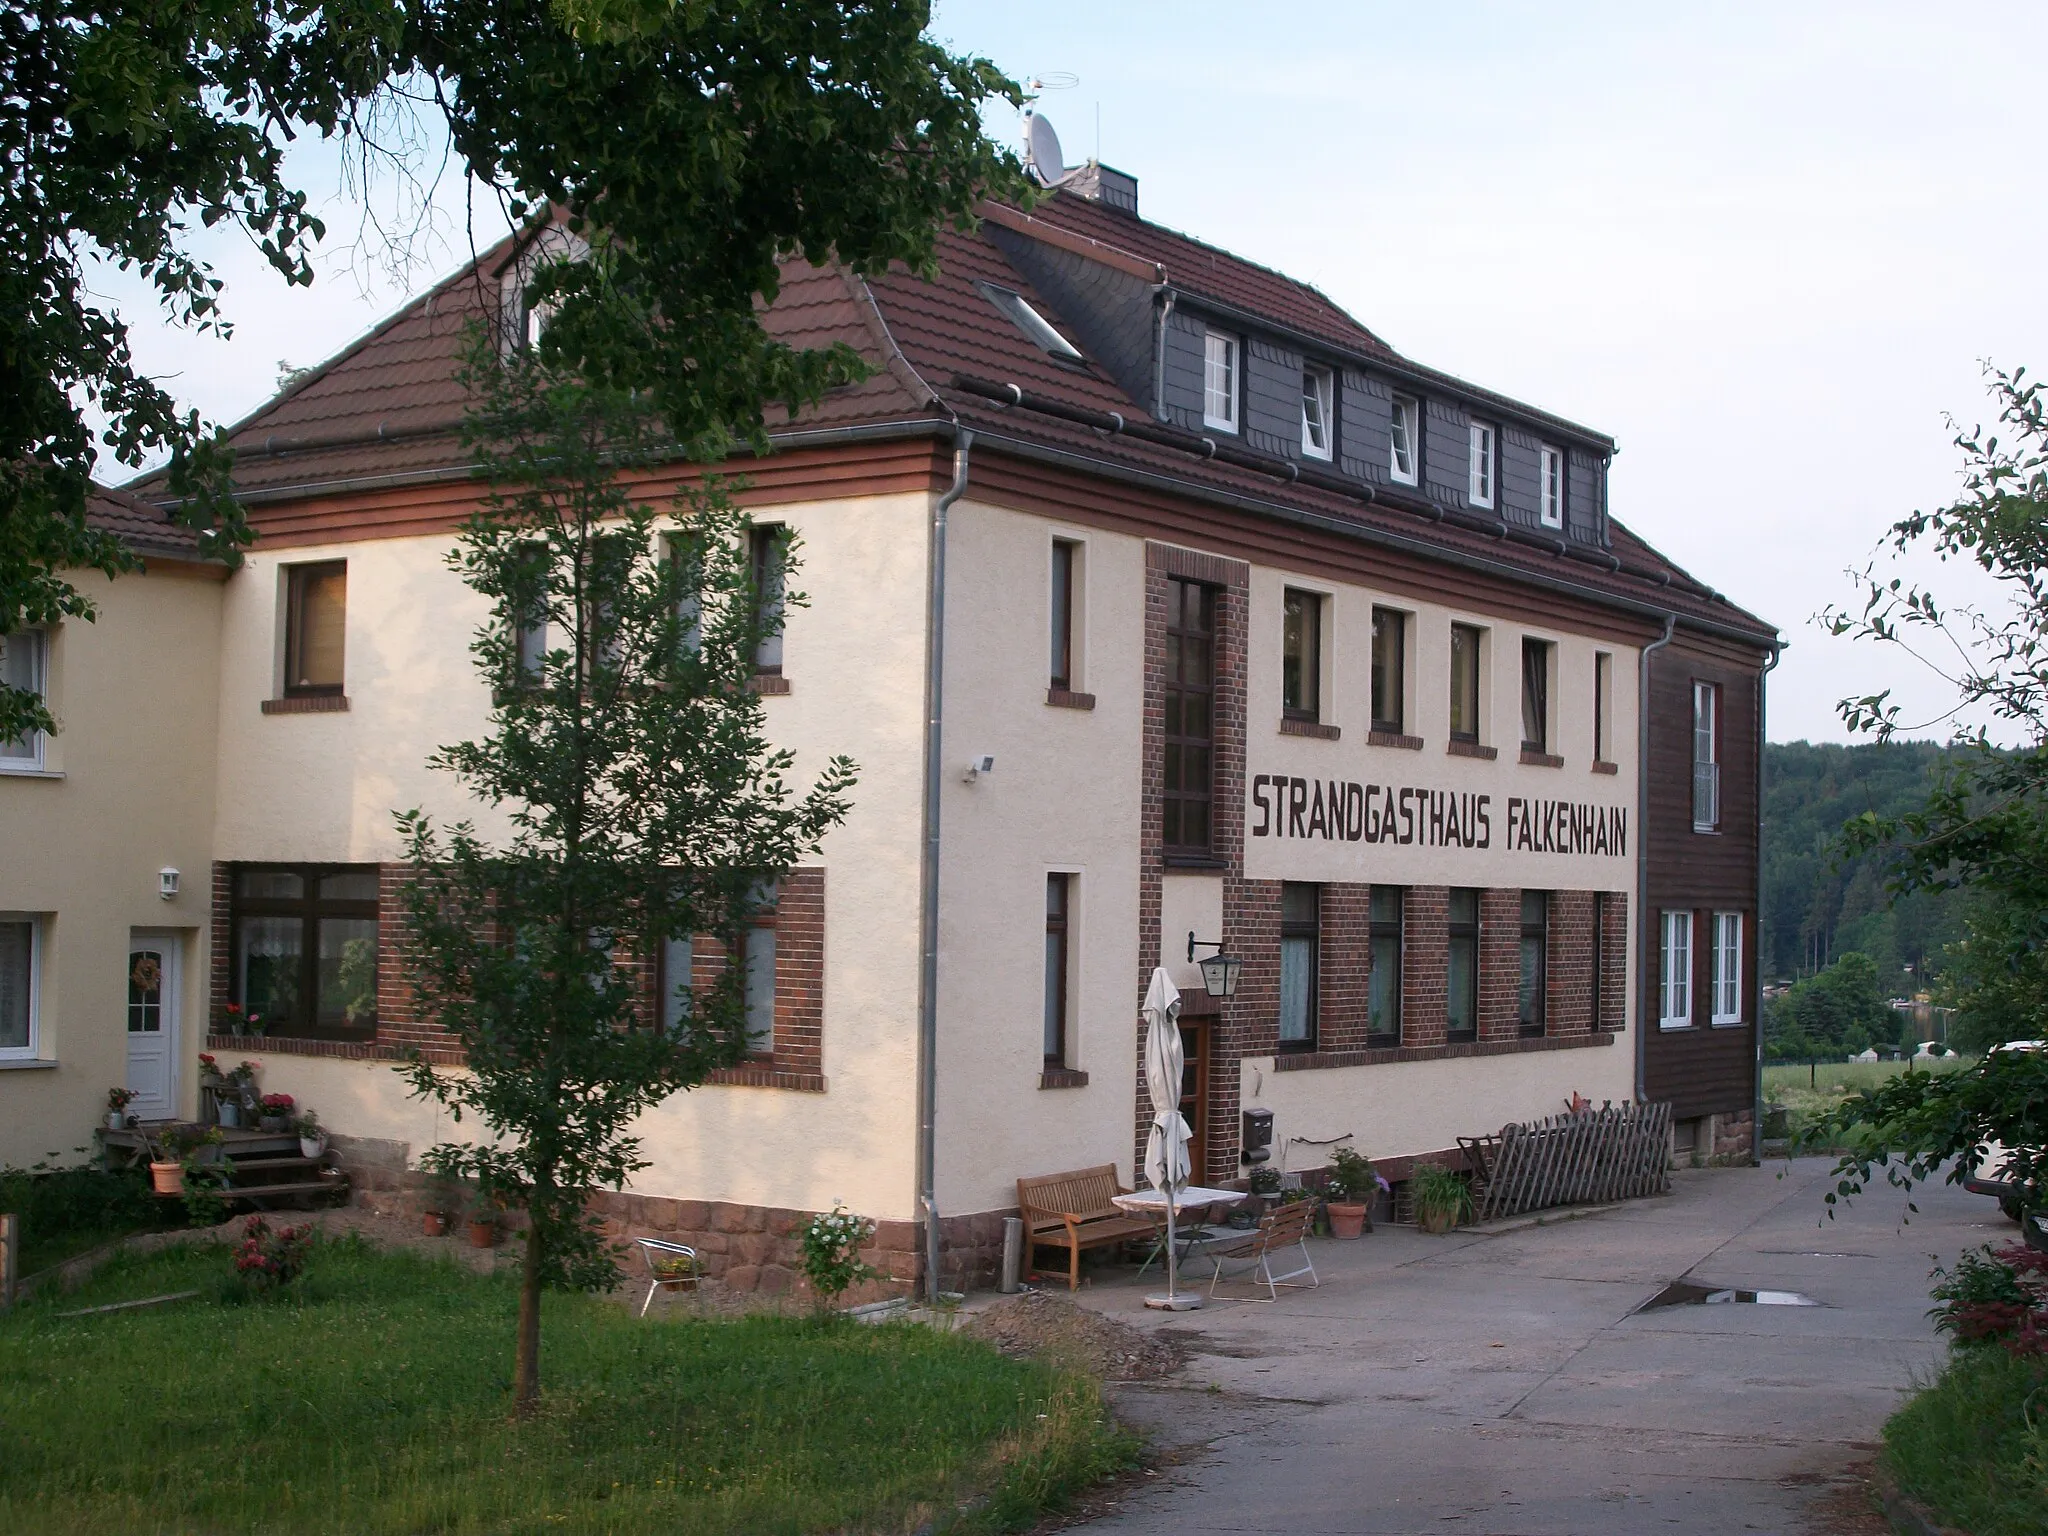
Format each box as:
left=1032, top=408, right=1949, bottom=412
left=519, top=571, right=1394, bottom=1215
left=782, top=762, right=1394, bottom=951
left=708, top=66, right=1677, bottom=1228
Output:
left=0, top=1161, right=164, bottom=1270
left=1408, top=1161, right=1472, bottom=1231
left=1930, top=1243, right=2048, bottom=1356
left=1324, top=1146, right=1385, bottom=1204
left=232, top=1216, right=313, bottom=1294
left=800, top=1204, right=878, bottom=1305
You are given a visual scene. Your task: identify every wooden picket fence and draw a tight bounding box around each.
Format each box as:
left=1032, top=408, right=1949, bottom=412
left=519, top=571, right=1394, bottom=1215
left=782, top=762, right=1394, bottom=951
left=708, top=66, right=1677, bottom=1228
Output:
left=1460, top=1101, right=1672, bottom=1222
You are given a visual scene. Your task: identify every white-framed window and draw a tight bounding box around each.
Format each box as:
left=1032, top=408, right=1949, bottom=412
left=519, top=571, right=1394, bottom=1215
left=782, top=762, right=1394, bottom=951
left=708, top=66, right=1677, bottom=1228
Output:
left=1539, top=445, right=1565, bottom=528
left=1, top=628, right=48, bottom=772
left=0, top=915, right=40, bottom=1059
left=1301, top=366, right=1334, bottom=459
left=1711, top=912, right=1743, bottom=1025
left=1692, top=680, right=1720, bottom=831
left=1203, top=331, right=1239, bottom=432
left=1469, top=422, right=1495, bottom=508
left=1659, top=910, right=1693, bottom=1029
left=1390, top=395, right=1419, bottom=484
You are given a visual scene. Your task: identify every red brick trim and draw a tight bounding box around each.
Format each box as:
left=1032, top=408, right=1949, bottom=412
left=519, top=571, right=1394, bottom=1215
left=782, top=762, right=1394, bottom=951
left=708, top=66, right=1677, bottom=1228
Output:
left=1038, top=1067, right=1090, bottom=1089
left=205, top=1032, right=466, bottom=1068
left=1447, top=739, right=1498, bottom=761
left=1279, top=718, right=1341, bottom=740
left=1478, top=888, right=1521, bottom=1043
left=1546, top=889, right=1596, bottom=1036
left=261, top=694, right=349, bottom=715
left=748, top=674, right=791, bottom=695
left=1271, top=1031, right=1617, bottom=1071
left=1401, top=886, right=1449, bottom=1047
left=1145, top=542, right=1250, bottom=586
left=1045, top=687, right=1096, bottom=710
left=705, top=1066, right=827, bottom=1092
left=1318, top=884, right=1372, bottom=1053
left=1519, top=749, right=1564, bottom=768
left=1597, top=891, right=1629, bottom=1031
left=1368, top=729, right=1423, bottom=750
left=1591, top=759, right=1620, bottom=776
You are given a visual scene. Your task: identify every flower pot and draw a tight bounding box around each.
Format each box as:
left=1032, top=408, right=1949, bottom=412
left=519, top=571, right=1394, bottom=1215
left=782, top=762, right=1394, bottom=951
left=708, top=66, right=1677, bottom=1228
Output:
left=468, top=1219, right=499, bottom=1248
left=1415, top=1207, right=1457, bottom=1235
left=259, top=1115, right=288, bottom=1134
left=299, top=1135, right=326, bottom=1160
left=218, top=1101, right=242, bottom=1128
left=107, top=1111, right=127, bottom=1132
left=149, top=1161, right=185, bottom=1196
left=423, top=1211, right=450, bottom=1237
left=1326, top=1201, right=1371, bottom=1240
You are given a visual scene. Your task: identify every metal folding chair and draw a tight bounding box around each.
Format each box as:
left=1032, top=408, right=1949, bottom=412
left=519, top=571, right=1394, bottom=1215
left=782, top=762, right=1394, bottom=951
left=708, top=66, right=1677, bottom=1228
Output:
left=634, top=1237, right=701, bottom=1317
left=1205, top=1201, right=1319, bottom=1301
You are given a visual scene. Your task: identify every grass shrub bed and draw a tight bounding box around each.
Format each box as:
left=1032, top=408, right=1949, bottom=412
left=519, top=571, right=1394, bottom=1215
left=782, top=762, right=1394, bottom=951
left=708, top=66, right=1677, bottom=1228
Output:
left=1883, top=1346, right=2047, bottom=1536
left=0, top=1238, right=1133, bottom=1536
left=0, top=1162, right=183, bottom=1275
left=1763, top=1058, right=1966, bottom=1144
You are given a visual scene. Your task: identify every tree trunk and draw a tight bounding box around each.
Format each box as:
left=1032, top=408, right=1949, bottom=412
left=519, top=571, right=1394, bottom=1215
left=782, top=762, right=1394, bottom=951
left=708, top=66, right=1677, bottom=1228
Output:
left=514, top=1221, right=544, bottom=1416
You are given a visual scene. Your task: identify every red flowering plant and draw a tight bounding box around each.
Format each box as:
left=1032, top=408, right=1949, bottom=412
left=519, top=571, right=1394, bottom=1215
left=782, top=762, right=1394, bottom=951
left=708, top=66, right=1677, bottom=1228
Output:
left=232, top=1216, right=313, bottom=1293
left=259, top=1093, right=295, bottom=1115
left=1929, top=1242, right=2048, bottom=1358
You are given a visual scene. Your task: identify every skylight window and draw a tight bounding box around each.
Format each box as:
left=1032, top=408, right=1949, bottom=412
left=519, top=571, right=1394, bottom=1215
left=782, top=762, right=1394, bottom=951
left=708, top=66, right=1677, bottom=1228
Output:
left=977, top=283, right=1084, bottom=363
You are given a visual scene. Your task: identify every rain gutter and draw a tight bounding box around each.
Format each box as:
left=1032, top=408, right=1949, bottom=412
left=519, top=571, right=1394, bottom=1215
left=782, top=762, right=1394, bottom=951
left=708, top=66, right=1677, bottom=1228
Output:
left=916, top=427, right=973, bottom=1305
left=1636, top=612, right=1677, bottom=1101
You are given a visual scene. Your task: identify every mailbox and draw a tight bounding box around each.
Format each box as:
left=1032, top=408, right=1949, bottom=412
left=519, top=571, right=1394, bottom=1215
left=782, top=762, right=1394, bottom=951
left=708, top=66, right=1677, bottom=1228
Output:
left=1241, top=1108, right=1274, bottom=1165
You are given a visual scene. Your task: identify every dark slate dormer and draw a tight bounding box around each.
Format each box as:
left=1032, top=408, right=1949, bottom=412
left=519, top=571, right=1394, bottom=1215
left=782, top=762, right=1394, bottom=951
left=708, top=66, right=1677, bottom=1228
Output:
left=1339, top=370, right=1392, bottom=487
left=1242, top=337, right=1303, bottom=459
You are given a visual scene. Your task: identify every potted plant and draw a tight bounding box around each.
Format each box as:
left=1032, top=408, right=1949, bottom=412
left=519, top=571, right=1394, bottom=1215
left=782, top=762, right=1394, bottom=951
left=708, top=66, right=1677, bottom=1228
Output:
left=1408, top=1160, right=1473, bottom=1234
left=1323, top=1146, right=1385, bottom=1240
left=219, top=1002, right=263, bottom=1038
left=467, top=1194, right=502, bottom=1249
left=1244, top=1164, right=1282, bottom=1221
left=417, top=1146, right=466, bottom=1236
left=219, top=1060, right=259, bottom=1128
left=257, top=1092, right=295, bottom=1134
left=295, top=1108, right=326, bottom=1160
left=651, top=1249, right=705, bottom=1294
left=105, top=1086, right=136, bottom=1131
left=151, top=1123, right=223, bottom=1195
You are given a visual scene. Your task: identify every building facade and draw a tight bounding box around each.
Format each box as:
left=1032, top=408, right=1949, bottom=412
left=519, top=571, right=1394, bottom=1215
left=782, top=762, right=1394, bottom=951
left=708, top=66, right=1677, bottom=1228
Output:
left=26, top=167, right=1778, bottom=1288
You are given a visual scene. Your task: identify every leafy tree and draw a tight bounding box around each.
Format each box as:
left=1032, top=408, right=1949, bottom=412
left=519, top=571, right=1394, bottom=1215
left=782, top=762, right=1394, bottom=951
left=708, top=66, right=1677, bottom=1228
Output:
left=1763, top=951, right=1901, bottom=1059
left=398, top=332, right=855, bottom=1414
left=1824, top=363, right=2048, bottom=1049
left=4, top=0, right=1019, bottom=741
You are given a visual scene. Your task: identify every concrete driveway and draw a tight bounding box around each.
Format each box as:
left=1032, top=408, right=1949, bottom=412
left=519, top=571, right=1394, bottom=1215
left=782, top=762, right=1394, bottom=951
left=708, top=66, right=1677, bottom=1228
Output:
left=1065, top=1158, right=2003, bottom=1535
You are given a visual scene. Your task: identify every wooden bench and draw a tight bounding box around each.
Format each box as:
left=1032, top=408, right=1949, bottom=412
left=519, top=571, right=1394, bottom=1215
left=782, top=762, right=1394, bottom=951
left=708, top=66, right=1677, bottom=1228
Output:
left=1016, top=1164, right=1157, bottom=1291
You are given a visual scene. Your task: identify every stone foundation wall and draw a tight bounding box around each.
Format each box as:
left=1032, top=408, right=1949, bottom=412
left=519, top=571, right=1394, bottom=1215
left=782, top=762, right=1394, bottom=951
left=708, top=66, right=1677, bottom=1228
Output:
left=1707, top=1108, right=1756, bottom=1165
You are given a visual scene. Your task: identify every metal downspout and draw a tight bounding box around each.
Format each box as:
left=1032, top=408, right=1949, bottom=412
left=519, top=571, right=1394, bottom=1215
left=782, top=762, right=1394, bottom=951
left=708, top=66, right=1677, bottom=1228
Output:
left=917, top=429, right=973, bottom=1304
left=1152, top=290, right=1177, bottom=420
left=1752, top=641, right=1785, bottom=1165
left=1636, top=613, right=1677, bottom=1102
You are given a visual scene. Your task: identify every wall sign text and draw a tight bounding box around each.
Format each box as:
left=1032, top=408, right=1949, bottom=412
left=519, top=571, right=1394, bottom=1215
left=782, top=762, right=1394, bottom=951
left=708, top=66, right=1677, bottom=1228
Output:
left=1249, top=774, right=1627, bottom=858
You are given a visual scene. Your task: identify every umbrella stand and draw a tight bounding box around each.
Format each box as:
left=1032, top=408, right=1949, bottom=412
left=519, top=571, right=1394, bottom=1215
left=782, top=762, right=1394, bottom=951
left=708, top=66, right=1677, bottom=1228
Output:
left=1142, top=1187, right=1200, bottom=1311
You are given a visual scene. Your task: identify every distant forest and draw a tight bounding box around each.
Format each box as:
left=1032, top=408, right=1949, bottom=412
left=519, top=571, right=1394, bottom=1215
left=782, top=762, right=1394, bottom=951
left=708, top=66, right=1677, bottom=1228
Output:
left=1760, top=740, right=1966, bottom=992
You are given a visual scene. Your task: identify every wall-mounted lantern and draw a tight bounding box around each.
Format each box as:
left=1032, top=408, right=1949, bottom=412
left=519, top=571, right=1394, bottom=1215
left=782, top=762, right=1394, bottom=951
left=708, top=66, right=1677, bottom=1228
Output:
left=1185, top=932, right=1242, bottom=999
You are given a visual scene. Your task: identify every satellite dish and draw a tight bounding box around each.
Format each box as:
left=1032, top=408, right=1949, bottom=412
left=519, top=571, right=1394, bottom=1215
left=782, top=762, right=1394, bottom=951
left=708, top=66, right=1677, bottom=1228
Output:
left=1024, top=111, right=1067, bottom=188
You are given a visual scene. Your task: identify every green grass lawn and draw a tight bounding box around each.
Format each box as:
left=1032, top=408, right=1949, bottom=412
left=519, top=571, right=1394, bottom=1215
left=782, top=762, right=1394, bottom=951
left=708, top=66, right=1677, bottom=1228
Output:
left=1763, top=1057, right=1967, bottom=1143
left=1883, top=1346, right=2047, bottom=1536
left=0, top=1236, right=1133, bottom=1536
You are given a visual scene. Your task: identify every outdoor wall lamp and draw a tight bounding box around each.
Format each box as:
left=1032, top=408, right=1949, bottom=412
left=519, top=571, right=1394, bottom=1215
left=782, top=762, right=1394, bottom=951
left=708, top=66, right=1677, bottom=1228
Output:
left=1186, top=933, right=1243, bottom=999
left=158, top=867, right=180, bottom=900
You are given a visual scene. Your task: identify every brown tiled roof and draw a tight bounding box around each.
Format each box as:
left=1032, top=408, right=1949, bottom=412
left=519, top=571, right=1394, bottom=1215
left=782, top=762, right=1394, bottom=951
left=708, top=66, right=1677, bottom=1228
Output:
left=87, top=484, right=207, bottom=560
left=125, top=196, right=1773, bottom=643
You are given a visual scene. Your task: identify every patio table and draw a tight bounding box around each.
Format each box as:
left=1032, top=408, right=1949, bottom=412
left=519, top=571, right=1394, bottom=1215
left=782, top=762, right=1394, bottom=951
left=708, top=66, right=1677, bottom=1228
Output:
left=1114, top=1186, right=1248, bottom=1277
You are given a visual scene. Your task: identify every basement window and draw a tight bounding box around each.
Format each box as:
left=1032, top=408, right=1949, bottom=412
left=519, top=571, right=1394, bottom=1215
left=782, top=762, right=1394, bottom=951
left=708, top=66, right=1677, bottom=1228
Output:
left=976, top=283, right=1084, bottom=363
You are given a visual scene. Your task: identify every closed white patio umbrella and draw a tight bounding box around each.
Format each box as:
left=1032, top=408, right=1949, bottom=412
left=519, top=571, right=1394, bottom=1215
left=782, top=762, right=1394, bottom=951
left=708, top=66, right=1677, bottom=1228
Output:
left=1141, top=966, right=1196, bottom=1311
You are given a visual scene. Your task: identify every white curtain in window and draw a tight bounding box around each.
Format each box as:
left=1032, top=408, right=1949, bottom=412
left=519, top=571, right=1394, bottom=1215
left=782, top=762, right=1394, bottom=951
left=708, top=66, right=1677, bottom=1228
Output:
left=1660, top=911, right=1692, bottom=1025
left=1278, top=934, right=1314, bottom=1043
left=744, top=928, right=776, bottom=1049
left=0, top=920, right=32, bottom=1050
left=1, top=630, right=44, bottom=760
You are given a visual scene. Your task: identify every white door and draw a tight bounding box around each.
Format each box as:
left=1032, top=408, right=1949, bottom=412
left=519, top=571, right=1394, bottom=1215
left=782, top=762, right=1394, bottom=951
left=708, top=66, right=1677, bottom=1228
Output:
left=126, top=933, right=180, bottom=1120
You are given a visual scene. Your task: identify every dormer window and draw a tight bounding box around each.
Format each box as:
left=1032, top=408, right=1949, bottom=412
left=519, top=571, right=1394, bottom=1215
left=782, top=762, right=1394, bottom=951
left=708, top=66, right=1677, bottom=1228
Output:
left=1390, top=394, right=1419, bottom=484
left=1203, top=331, right=1239, bottom=432
left=1301, top=366, right=1334, bottom=460
left=1539, top=445, right=1565, bottom=528
left=977, top=283, right=1084, bottom=363
left=499, top=225, right=591, bottom=355
left=1469, top=422, right=1495, bottom=509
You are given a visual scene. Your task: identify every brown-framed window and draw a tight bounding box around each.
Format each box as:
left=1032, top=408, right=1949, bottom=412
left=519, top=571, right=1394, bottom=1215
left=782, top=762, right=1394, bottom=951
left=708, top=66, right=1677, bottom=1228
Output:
left=1447, top=888, right=1479, bottom=1043
left=1521, top=639, right=1552, bottom=754
left=1278, top=882, right=1319, bottom=1051
left=742, top=920, right=776, bottom=1055
left=284, top=562, right=346, bottom=697
left=1593, top=651, right=1612, bottom=762
left=1450, top=623, right=1483, bottom=743
left=1368, top=885, right=1402, bottom=1047
left=1282, top=588, right=1321, bottom=722
left=230, top=865, right=379, bottom=1039
left=1163, top=578, right=1217, bottom=856
left=749, top=524, right=786, bottom=675
left=1044, top=873, right=1071, bottom=1066
left=1371, top=607, right=1406, bottom=735
left=658, top=931, right=694, bottom=1033
left=1050, top=540, right=1078, bottom=691
left=1519, top=890, right=1549, bottom=1037
left=1592, top=891, right=1612, bottom=1031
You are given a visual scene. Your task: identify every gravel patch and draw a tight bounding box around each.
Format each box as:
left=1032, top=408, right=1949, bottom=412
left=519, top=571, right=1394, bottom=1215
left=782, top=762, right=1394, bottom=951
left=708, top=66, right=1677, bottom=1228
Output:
left=964, top=1291, right=1188, bottom=1380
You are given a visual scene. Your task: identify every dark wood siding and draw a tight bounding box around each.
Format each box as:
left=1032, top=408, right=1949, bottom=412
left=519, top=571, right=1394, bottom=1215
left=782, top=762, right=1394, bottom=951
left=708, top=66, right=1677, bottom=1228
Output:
left=1643, top=635, right=1766, bottom=1119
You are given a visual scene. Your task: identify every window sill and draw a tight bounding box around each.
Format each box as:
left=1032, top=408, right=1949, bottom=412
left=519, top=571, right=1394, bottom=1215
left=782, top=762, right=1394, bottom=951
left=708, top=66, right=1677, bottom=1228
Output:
left=262, top=694, right=349, bottom=715
left=0, top=1057, right=58, bottom=1071
left=203, top=1031, right=454, bottom=1064
left=1271, top=1032, right=1616, bottom=1071
left=0, top=765, right=61, bottom=779
left=1162, top=854, right=1228, bottom=873
left=1592, top=760, right=1619, bottom=776
left=1446, top=740, right=1497, bottom=761
left=1710, top=1019, right=1747, bottom=1029
left=1691, top=824, right=1721, bottom=836
left=1279, top=718, right=1340, bottom=740
left=1046, top=687, right=1096, bottom=711
left=1038, top=1067, right=1090, bottom=1090
left=706, top=1064, right=825, bottom=1091
left=1657, top=1021, right=1694, bottom=1032
left=749, top=675, right=791, bottom=696
left=1367, top=729, right=1422, bottom=751
left=1519, top=749, right=1564, bottom=768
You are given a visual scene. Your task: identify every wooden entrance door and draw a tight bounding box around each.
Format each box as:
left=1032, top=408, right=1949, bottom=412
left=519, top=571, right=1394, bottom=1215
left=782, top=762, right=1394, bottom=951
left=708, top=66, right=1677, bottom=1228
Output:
left=125, top=933, right=180, bottom=1120
left=1178, top=1020, right=1210, bottom=1183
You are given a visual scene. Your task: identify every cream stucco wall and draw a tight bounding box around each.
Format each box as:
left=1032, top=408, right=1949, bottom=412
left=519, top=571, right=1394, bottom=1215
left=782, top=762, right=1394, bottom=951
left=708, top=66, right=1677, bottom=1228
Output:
left=212, top=493, right=935, bottom=1220
left=0, top=563, right=222, bottom=1169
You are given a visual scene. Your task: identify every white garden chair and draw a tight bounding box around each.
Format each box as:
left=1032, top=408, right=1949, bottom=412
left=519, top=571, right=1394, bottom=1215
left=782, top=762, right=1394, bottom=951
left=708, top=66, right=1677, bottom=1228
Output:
left=634, top=1237, right=702, bottom=1317
left=1205, top=1200, right=1319, bottom=1302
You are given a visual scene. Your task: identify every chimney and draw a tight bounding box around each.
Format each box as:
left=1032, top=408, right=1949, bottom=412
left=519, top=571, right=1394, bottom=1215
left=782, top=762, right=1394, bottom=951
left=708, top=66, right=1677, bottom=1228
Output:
left=1065, top=161, right=1138, bottom=215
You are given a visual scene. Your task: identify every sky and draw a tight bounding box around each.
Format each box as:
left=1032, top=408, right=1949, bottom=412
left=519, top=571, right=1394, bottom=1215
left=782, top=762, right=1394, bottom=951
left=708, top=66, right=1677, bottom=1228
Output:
left=100, top=2, right=2048, bottom=744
